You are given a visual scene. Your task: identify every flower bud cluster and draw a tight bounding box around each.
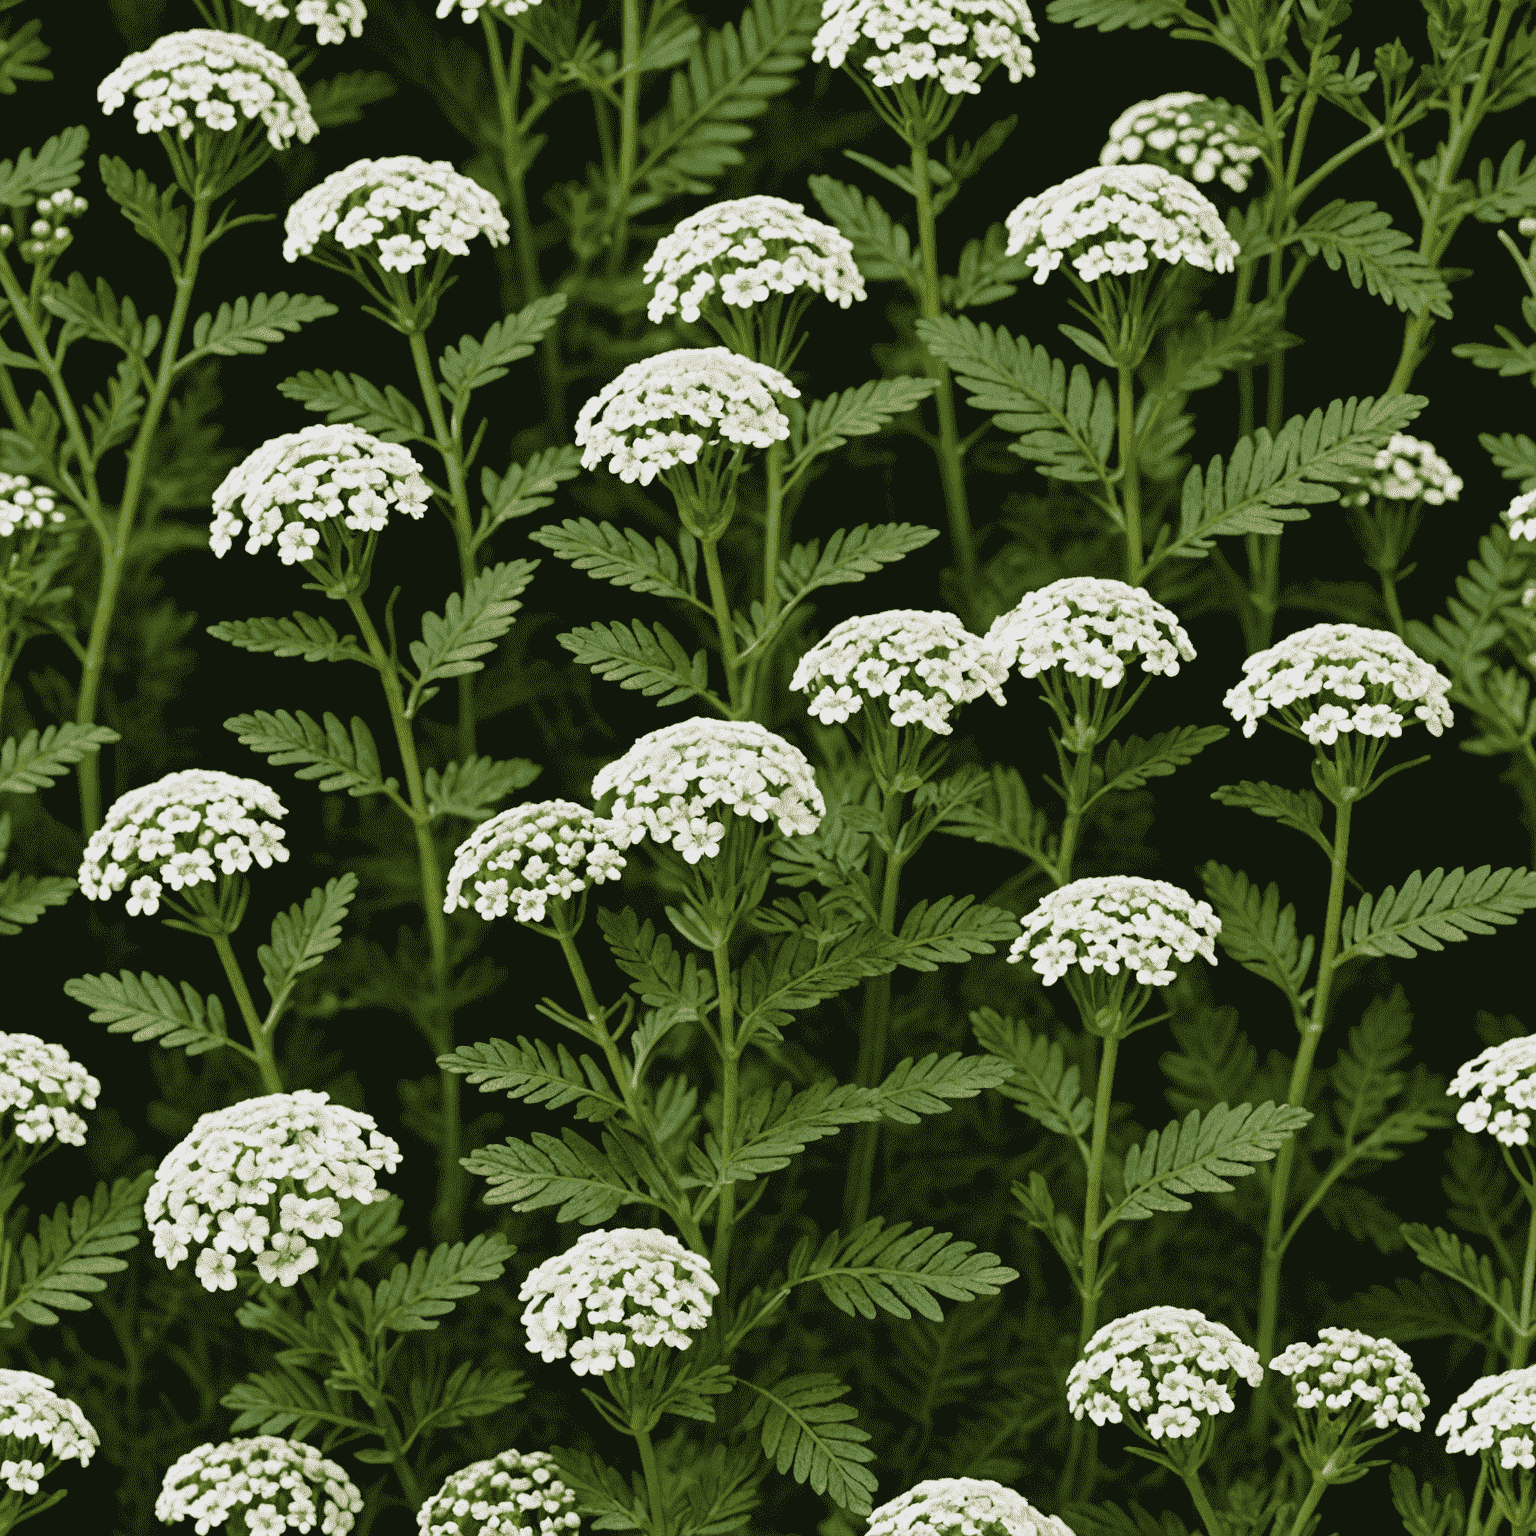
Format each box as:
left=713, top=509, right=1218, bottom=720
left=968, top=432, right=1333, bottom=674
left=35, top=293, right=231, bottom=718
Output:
left=78, top=768, right=289, bottom=917
left=1010, top=875, right=1220, bottom=988
left=156, top=1436, right=363, bottom=1534
left=790, top=609, right=1008, bottom=735
left=1339, top=433, right=1463, bottom=508
left=443, top=801, right=627, bottom=924
left=235, top=0, right=368, bottom=45
left=417, top=1448, right=581, bottom=1536
left=1067, top=1306, right=1263, bottom=1441
left=211, top=423, right=430, bottom=564
left=1448, top=1036, right=1536, bottom=1146
left=574, top=348, right=799, bottom=486
left=0, top=1035, right=100, bottom=1149
left=146, top=1089, right=402, bottom=1292
left=986, top=576, right=1195, bottom=688
left=864, top=1478, right=1076, bottom=1536
left=2, top=190, right=89, bottom=264
left=1005, top=163, right=1239, bottom=285
left=592, top=717, right=825, bottom=863
left=1268, top=1328, right=1428, bottom=1431
left=519, top=1228, right=719, bottom=1377
left=1223, top=622, right=1454, bottom=744
left=1100, top=92, right=1262, bottom=193
left=98, top=30, right=317, bottom=151
left=1438, top=1365, right=1536, bottom=1469
left=812, top=0, right=1039, bottom=97
left=0, top=474, right=64, bottom=539
left=435, top=0, right=540, bottom=18
left=283, top=155, right=509, bottom=271
left=1503, top=490, right=1536, bottom=543
left=0, top=1370, right=98, bottom=1494
left=644, top=196, right=864, bottom=325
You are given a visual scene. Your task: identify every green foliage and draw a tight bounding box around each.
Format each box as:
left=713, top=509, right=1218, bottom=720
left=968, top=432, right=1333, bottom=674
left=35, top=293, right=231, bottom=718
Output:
left=1292, top=201, right=1453, bottom=317
left=1399, top=1223, right=1518, bottom=1330
left=304, top=69, right=397, bottom=128
left=1094, top=725, right=1229, bottom=799
left=885, top=895, right=1021, bottom=972
left=178, top=293, right=337, bottom=373
left=1160, top=1006, right=1261, bottom=1117
left=477, top=443, right=585, bottom=549
left=206, top=614, right=373, bottom=667
left=407, top=560, right=537, bottom=714
left=1199, top=863, right=1317, bottom=1017
left=352, top=1231, right=515, bottom=1336
left=0, top=126, right=87, bottom=205
left=530, top=517, right=702, bottom=608
left=1331, top=1268, right=1489, bottom=1352
left=0, top=871, right=74, bottom=935
left=222, top=1362, right=358, bottom=1439
left=787, top=378, right=940, bottom=476
left=42, top=272, right=161, bottom=361
left=437, top=296, right=568, bottom=401
left=598, top=906, right=716, bottom=1025
left=1045, top=0, right=1182, bottom=28
left=422, top=754, right=541, bottom=821
left=557, top=618, right=720, bottom=710
left=805, top=176, right=923, bottom=290
left=276, top=369, right=425, bottom=442
left=1389, top=1464, right=1465, bottom=1536
left=97, top=154, right=186, bottom=262
left=1452, top=298, right=1536, bottom=381
left=224, top=710, right=401, bottom=799
left=438, top=1036, right=625, bottom=1124
left=1209, top=779, right=1339, bottom=866
left=62, top=971, right=231, bottom=1056
left=737, top=1370, right=878, bottom=1513
left=1481, top=429, right=1536, bottom=489
left=733, top=926, right=898, bottom=1042
left=699, top=1078, right=882, bottom=1185
left=460, top=1125, right=664, bottom=1223
left=866, top=1052, right=1015, bottom=1124
left=1469, top=139, right=1536, bottom=222
left=0, top=722, right=117, bottom=794
left=257, top=874, right=357, bottom=1025
left=970, top=1006, right=1092, bottom=1139
left=1336, top=866, right=1536, bottom=964
left=943, top=222, right=1035, bottom=310
left=0, top=7, right=50, bottom=94
left=773, top=522, right=940, bottom=610
left=927, top=762, right=1055, bottom=871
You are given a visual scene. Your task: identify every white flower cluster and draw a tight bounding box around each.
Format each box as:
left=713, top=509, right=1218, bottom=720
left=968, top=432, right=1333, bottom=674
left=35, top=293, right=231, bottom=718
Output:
left=1223, top=622, right=1454, bottom=744
left=443, top=801, right=627, bottom=924
left=145, top=1089, right=402, bottom=1292
left=1005, top=163, right=1239, bottom=285
left=790, top=609, right=1008, bottom=736
left=97, top=30, right=317, bottom=151
left=1068, top=1306, right=1263, bottom=1441
left=418, top=1449, right=581, bottom=1536
left=592, top=717, right=825, bottom=864
left=1340, top=433, right=1463, bottom=508
left=864, top=1477, right=1078, bottom=1536
left=283, top=155, right=509, bottom=270
left=156, top=1436, right=363, bottom=1534
left=812, top=0, right=1038, bottom=96
left=574, top=348, right=799, bottom=487
left=0, top=473, right=63, bottom=538
left=0, top=1370, right=97, bottom=1496
left=235, top=0, right=367, bottom=44
left=1101, top=92, right=1262, bottom=194
left=1503, top=490, right=1536, bottom=542
left=1438, top=1366, right=1536, bottom=1469
left=78, top=769, right=289, bottom=917
left=1447, top=1036, right=1536, bottom=1146
left=436, top=0, right=540, bottom=19
left=519, top=1228, right=719, bottom=1377
left=643, top=196, right=865, bottom=325
left=1, top=189, right=90, bottom=265
left=0, top=1035, right=100, bottom=1149
left=986, top=576, right=1196, bottom=688
left=211, top=423, right=430, bottom=564
left=1268, top=1328, right=1428, bottom=1432
left=1010, top=875, right=1220, bottom=988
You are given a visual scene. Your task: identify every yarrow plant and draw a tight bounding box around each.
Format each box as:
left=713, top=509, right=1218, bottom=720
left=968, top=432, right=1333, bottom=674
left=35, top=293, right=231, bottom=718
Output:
left=862, top=1477, right=1077, bottom=1536
left=145, top=1088, right=402, bottom=1293
left=416, top=1449, right=581, bottom=1536
left=1340, top=433, right=1464, bottom=508
left=1438, top=1367, right=1536, bottom=1532
left=1448, top=1035, right=1536, bottom=1146
left=1100, top=92, right=1263, bottom=193
left=517, top=1227, right=719, bottom=1377
left=0, top=1370, right=98, bottom=1510
left=0, top=474, right=62, bottom=539
left=232, top=0, right=368, bottom=46
left=0, top=1035, right=100, bottom=1151
left=155, top=1435, right=364, bottom=1535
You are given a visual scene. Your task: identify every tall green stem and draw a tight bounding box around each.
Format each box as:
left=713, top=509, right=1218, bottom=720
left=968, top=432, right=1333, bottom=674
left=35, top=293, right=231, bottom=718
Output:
left=608, top=0, right=642, bottom=276
left=1253, top=795, right=1354, bottom=1437
left=209, top=930, right=284, bottom=1095
left=1182, top=1465, right=1224, bottom=1536
left=841, top=781, right=906, bottom=1232
left=1510, top=1195, right=1536, bottom=1369
left=708, top=941, right=739, bottom=1295
left=1380, top=566, right=1406, bottom=639
left=344, top=592, right=464, bottom=1245
left=1054, top=743, right=1096, bottom=885
left=908, top=139, right=976, bottom=622
left=1284, top=1474, right=1327, bottom=1536
left=1115, top=359, right=1142, bottom=587
left=700, top=534, right=743, bottom=712
left=634, top=1417, right=668, bottom=1536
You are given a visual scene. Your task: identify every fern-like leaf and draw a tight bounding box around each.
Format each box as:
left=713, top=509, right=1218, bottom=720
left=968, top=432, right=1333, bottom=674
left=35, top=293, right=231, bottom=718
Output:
left=437, top=296, right=568, bottom=399
left=304, top=69, right=397, bottom=127
left=179, top=293, right=337, bottom=373
left=1045, top=0, right=1183, bottom=28
left=423, top=755, right=541, bottom=822
left=887, top=895, right=1020, bottom=972
left=0, top=127, right=89, bottom=206
left=1292, top=200, right=1452, bottom=317
left=408, top=560, right=536, bottom=710
left=438, top=1037, right=625, bottom=1124
left=1210, top=779, right=1337, bottom=864
left=970, top=1006, right=1091, bottom=1139
left=737, top=1371, right=878, bottom=1513
left=774, top=522, right=939, bottom=609
left=787, top=378, right=939, bottom=476
left=0, top=873, right=74, bottom=934
left=357, top=1231, right=515, bottom=1337
left=62, top=971, right=231, bottom=1055
left=805, top=176, right=923, bottom=289
left=1199, top=862, right=1316, bottom=1016
left=0, top=723, right=118, bottom=795
left=205, top=613, right=372, bottom=667
left=225, top=710, right=400, bottom=799
left=867, top=1052, right=1014, bottom=1125
left=460, top=1126, right=661, bottom=1224
left=557, top=618, right=722, bottom=710
left=1095, top=725, right=1228, bottom=799
left=476, top=443, right=584, bottom=549
left=529, top=518, right=701, bottom=608
left=1481, top=430, right=1536, bottom=490
left=1336, top=866, right=1536, bottom=964
left=1400, top=1223, right=1517, bottom=1326
left=258, top=874, right=357, bottom=1020
left=276, top=369, right=425, bottom=442
left=929, top=761, right=1056, bottom=871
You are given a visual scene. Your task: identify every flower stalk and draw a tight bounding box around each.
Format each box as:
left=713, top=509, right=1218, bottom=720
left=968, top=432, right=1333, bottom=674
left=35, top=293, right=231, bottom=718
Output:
left=208, top=929, right=284, bottom=1096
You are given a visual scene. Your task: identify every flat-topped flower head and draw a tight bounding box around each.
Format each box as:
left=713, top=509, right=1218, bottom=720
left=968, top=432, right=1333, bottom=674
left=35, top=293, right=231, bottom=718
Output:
left=210, top=423, right=430, bottom=566
left=1448, top=1036, right=1536, bottom=1146
left=283, top=155, right=509, bottom=270
left=791, top=609, right=1008, bottom=736
left=98, top=30, right=316, bottom=151
left=1224, top=622, right=1454, bottom=744
left=0, top=474, right=64, bottom=539
left=1005, top=163, right=1239, bottom=286
left=0, top=1371, right=98, bottom=1499
left=146, top=1088, right=402, bottom=1293
left=235, top=0, right=367, bottom=43
left=78, top=769, right=289, bottom=917
left=1010, top=875, right=1220, bottom=988
left=1101, top=92, right=1262, bottom=194
left=574, top=348, right=799, bottom=487
left=419, top=1449, right=581, bottom=1536
left=157, top=1436, right=363, bottom=1534
left=812, top=0, right=1038, bottom=97
left=644, top=196, right=865, bottom=326
left=0, top=1035, right=100, bottom=1150
left=444, top=801, right=627, bottom=924
left=1503, top=490, right=1536, bottom=542
left=1438, top=1365, right=1536, bottom=1468
left=988, top=576, right=1195, bottom=688
left=436, top=0, right=540, bottom=18
left=1340, top=433, right=1463, bottom=508
left=1269, top=1328, right=1427, bottom=1433
left=1068, top=1306, right=1263, bottom=1442
left=865, top=1478, right=1078, bottom=1536
left=592, top=717, right=825, bottom=863
left=519, top=1227, right=719, bottom=1378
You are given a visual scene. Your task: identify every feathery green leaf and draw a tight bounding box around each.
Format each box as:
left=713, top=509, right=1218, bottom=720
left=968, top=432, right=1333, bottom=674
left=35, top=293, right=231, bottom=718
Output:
left=258, top=875, right=357, bottom=1018
left=438, top=296, right=568, bottom=399
left=971, top=1006, right=1091, bottom=1139
left=276, top=369, right=425, bottom=442
left=1199, top=862, right=1317, bottom=1016
left=0, top=127, right=88, bottom=205
left=460, top=1126, right=662, bottom=1223
left=1094, top=725, right=1229, bottom=800
left=529, top=518, right=702, bottom=608
left=438, top=1036, right=625, bottom=1124
left=1336, top=866, right=1536, bottom=965
left=774, top=522, right=939, bottom=610
left=0, top=874, right=74, bottom=935
left=477, top=443, right=584, bottom=549
left=205, top=613, right=373, bottom=667
left=1292, top=200, right=1452, bottom=317
left=179, top=293, right=337, bottom=373
left=557, top=618, right=722, bottom=710
left=866, top=1052, right=1015, bottom=1125
left=304, top=69, right=398, bottom=128
left=1210, top=779, right=1338, bottom=865
left=806, top=176, right=922, bottom=289
left=929, top=762, right=1055, bottom=872
left=224, top=709, right=400, bottom=799
left=737, top=1371, right=878, bottom=1513
left=423, top=754, right=541, bottom=822
left=787, top=378, right=939, bottom=478
left=0, top=723, right=118, bottom=795
left=887, top=895, right=1019, bottom=972
left=1400, top=1223, right=1517, bottom=1327
left=358, top=1231, right=515, bottom=1337
left=63, top=970, right=231, bottom=1055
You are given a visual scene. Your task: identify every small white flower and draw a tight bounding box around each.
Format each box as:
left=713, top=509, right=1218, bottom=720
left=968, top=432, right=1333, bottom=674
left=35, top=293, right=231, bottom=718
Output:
left=98, top=30, right=316, bottom=151
left=1005, top=163, right=1239, bottom=286
left=418, top=1448, right=582, bottom=1536
left=1101, top=93, right=1263, bottom=194
left=864, top=1478, right=1077, bottom=1536
left=813, top=0, right=1039, bottom=96
left=1439, top=1366, right=1536, bottom=1468
left=0, top=1035, right=100, bottom=1150
left=1223, top=622, right=1453, bottom=742
left=1339, top=433, right=1463, bottom=508
left=0, top=473, right=65, bottom=537
left=1503, top=490, right=1536, bottom=542
left=0, top=1372, right=97, bottom=1491
left=1448, top=1036, right=1536, bottom=1146
left=234, top=0, right=367, bottom=45
left=1269, top=1328, right=1428, bottom=1432
left=156, top=1436, right=363, bottom=1534
left=518, top=1228, right=719, bottom=1377
left=435, top=0, right=540, bottom=19
left=1010, top=875, right=1220, bottom=987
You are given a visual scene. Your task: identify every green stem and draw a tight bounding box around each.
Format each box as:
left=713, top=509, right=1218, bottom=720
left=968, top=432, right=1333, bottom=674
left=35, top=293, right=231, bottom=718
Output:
left=1116, top=361, right=1141, bottom=586
left=1284, top=1473, right=1327, bottom=1536
left=1380, top=565, right=1406, bottom=639
left=209, top=930, right=284, bottom=1095
left=609, top=0, right=642, bottom=276
left=700, top=534, right=743, bottom=713
left=344, top=591, right=464, bottom=1245
left=1253, top=795, right=1355, bottom=1438
left=1182, top=1465, right=1224, bottom=1536
left=908, top=137, right=976, bottom=622
left=1511, top=1192, right=1536, bottom=1369
left=841, top=781, right=906, bottom=1233
left=634, top=1417, right=668, bottom=1536
left=708, top=941, right=739, bottom=1295
left=1055, top=743, right=1096, bottom=886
